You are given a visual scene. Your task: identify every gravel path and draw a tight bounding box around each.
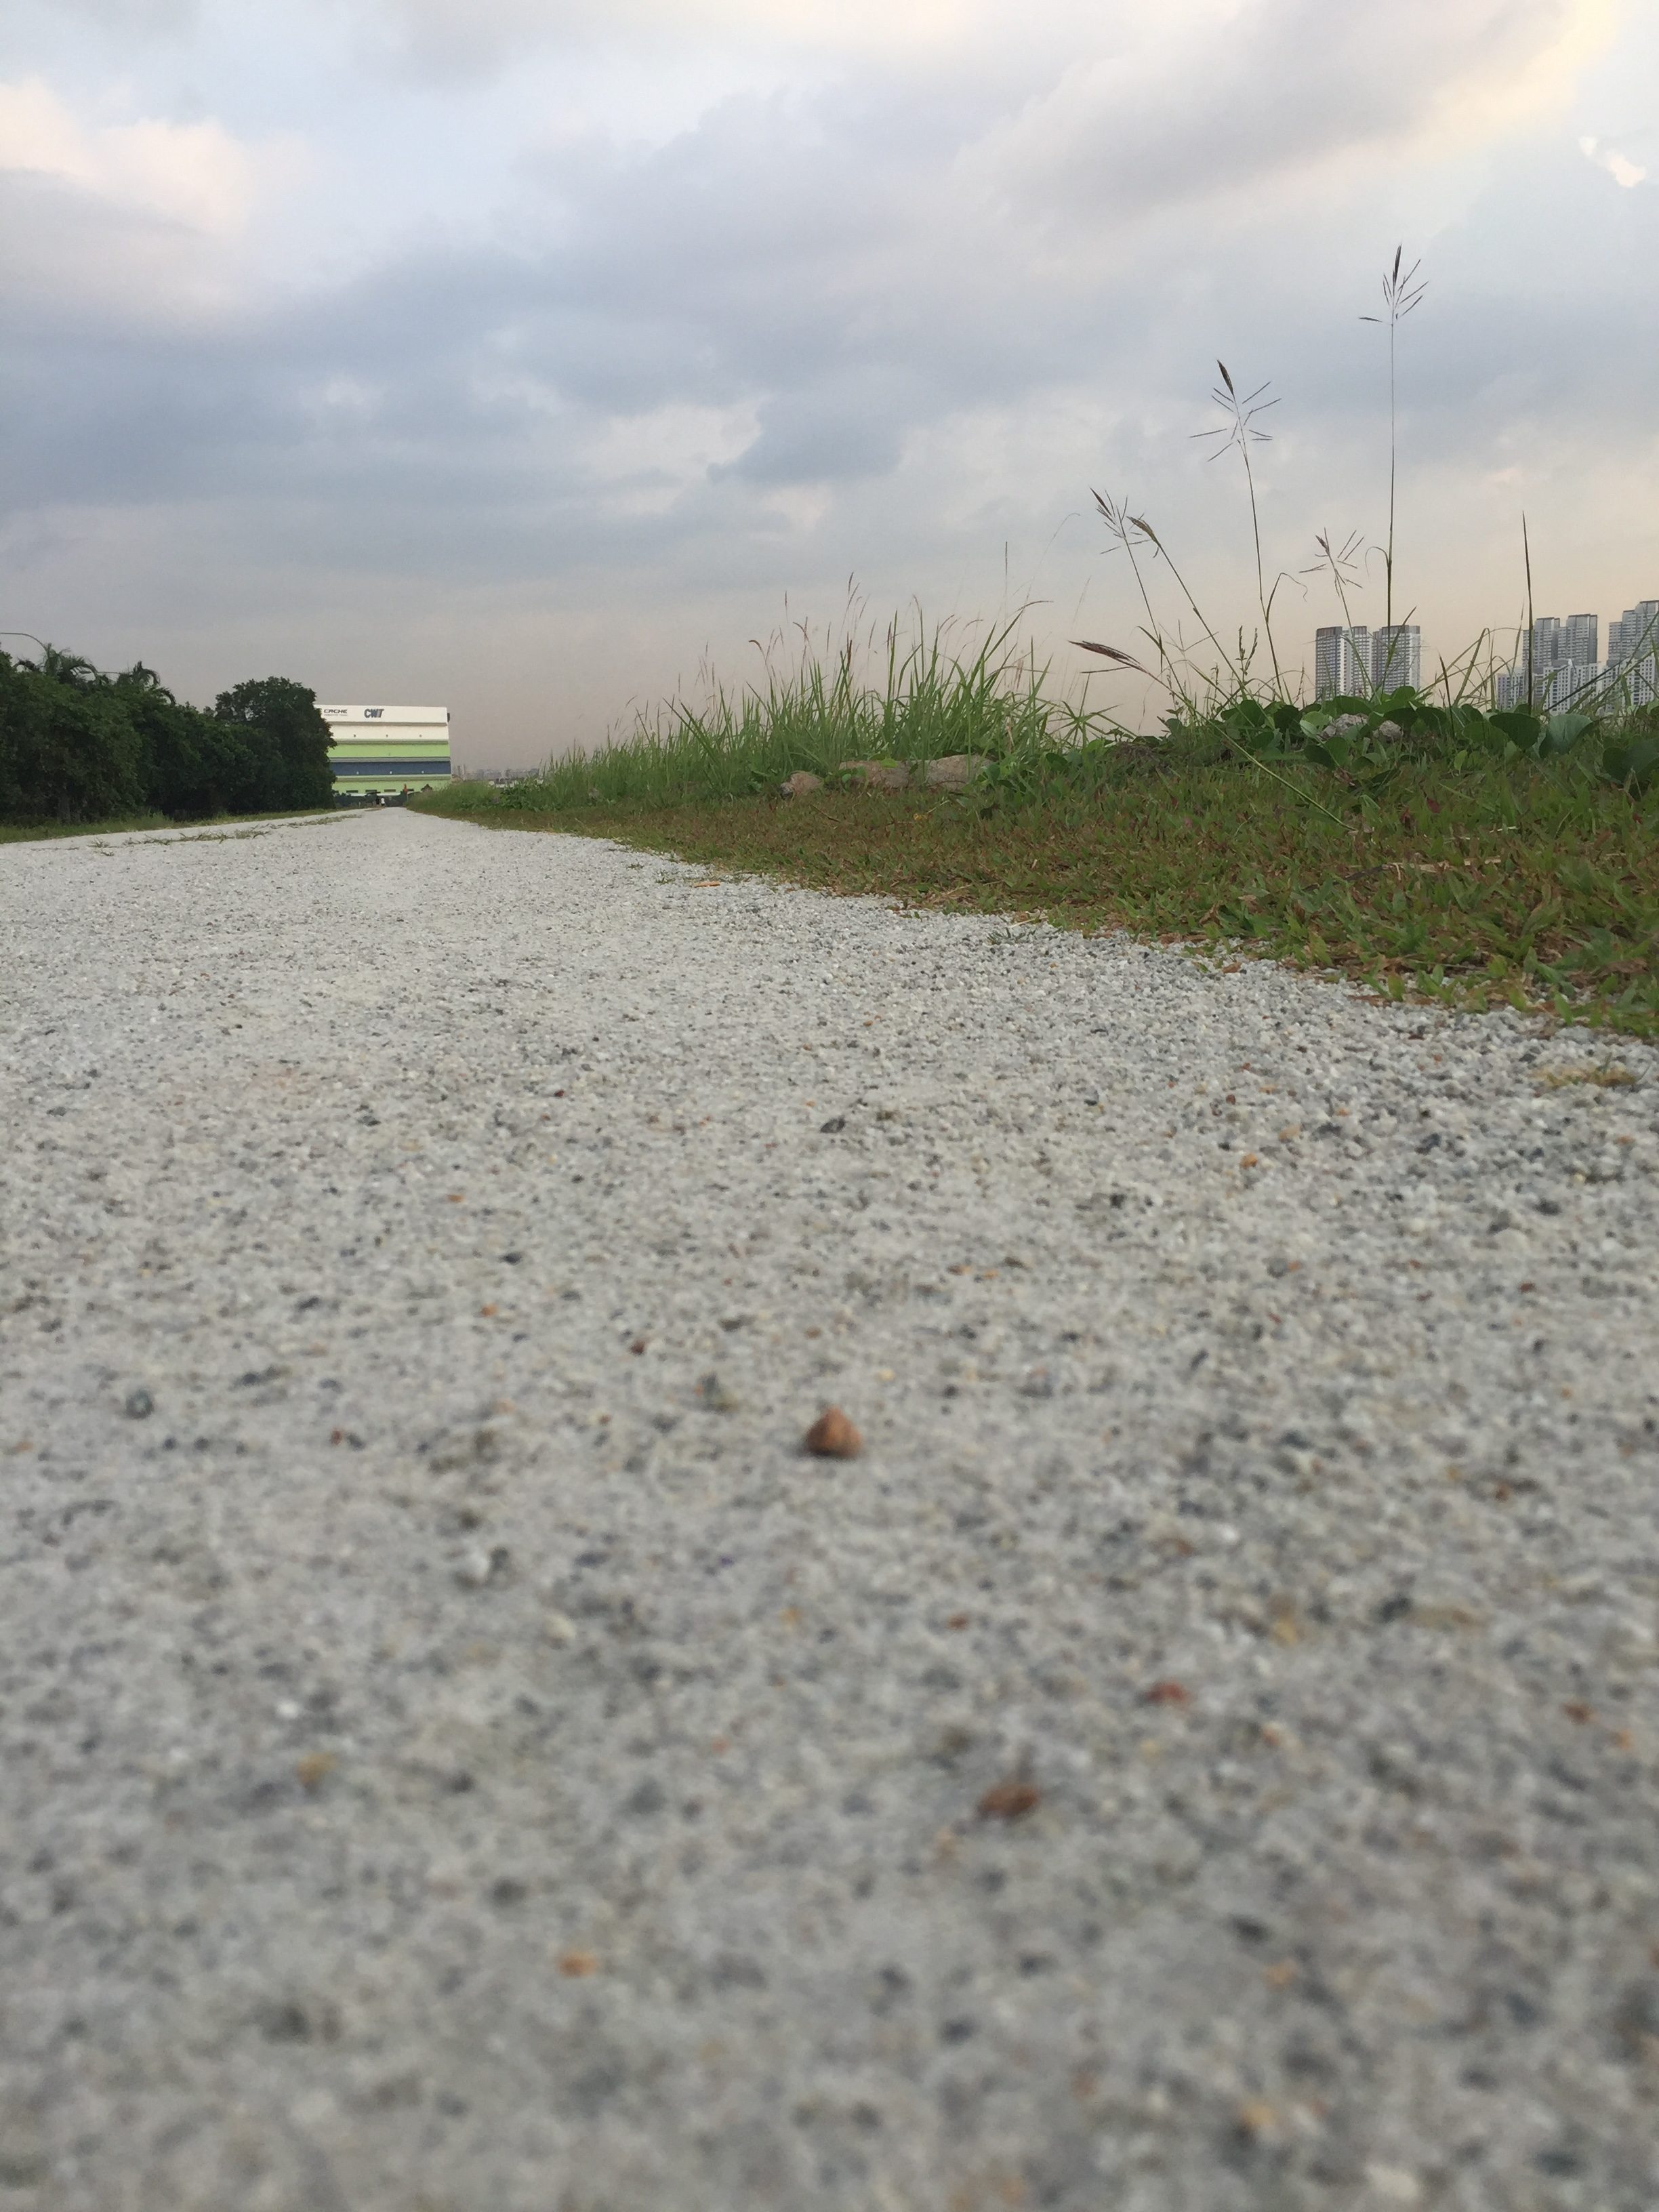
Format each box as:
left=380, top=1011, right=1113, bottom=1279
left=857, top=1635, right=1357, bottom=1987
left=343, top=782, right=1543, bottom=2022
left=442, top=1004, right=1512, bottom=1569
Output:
left=3, top=808, right=1658, bottom=2212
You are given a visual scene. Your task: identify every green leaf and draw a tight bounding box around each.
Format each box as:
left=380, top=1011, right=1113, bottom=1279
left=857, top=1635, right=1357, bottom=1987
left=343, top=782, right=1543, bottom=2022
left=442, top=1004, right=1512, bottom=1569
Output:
left=1538, top=711, right=1598, bottom=759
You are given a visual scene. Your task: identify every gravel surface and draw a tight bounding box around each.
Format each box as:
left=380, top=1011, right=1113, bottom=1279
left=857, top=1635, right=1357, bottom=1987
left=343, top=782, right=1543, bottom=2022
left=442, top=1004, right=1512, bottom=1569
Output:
left=3, top=807, right=1658, bottom=2212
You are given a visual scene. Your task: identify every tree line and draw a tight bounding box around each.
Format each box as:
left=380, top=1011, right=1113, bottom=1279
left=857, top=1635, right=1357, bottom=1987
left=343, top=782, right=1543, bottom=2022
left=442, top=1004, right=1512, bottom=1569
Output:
left=0, top=647, right=335, bottom=824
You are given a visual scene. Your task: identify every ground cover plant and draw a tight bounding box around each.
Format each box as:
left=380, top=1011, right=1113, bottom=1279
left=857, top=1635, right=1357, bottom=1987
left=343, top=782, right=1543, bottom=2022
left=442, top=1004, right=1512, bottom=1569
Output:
left=418, top=718, right=1659, bottom=1038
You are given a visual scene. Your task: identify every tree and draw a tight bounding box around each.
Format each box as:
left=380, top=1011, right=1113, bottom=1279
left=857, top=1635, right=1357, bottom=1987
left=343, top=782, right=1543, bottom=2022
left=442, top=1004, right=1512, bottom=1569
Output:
left=1, top=652, right=338, bottom=825
left=115, top=664, right=250, bottom=820
left=212, top=677, right=335, bottom=811
left=0, top=650, right=146, bottom=823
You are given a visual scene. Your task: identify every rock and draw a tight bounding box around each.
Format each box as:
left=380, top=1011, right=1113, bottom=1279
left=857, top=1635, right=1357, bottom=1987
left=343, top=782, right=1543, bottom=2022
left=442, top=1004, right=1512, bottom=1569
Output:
left=1323, top=714, right=1404, bottom=743
left=697, top=1372, right=740, bottom=1412
left=543, top=1611, right=577, bottom=1646
left=922, top=754, right=985, bottom=791
left=841, top=760, right=909, bottom=792
left=779, top=771, right=823, bottom=798
left=455, top=1544, right=509, bottom=1589
left=804, top=1406, right=862, bottom=1458
left=124, top=1387, right=153, bottom=1419
left=977, top=1777, right=1040, bottom=1821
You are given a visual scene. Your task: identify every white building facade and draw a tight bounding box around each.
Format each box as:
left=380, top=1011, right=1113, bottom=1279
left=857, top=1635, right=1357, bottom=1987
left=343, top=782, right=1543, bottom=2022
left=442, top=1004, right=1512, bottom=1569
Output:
left=1314, top=625, right=1371, bottom=699
left=319, top=705, right=452, bottom=798
left=1370, top=625, right=1421, bottom=691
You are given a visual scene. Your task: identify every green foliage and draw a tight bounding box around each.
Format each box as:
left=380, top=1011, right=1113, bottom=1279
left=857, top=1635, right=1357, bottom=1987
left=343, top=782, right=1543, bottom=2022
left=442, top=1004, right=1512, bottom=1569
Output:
left=424, top=697, right=1659, bottom=1041
left=447, top=611, right=1109, bottom=816
left=1200, top=685, right=1659, bottom=802
left=0, top=649, right=333, bottom=825
left=0, top=649, right=148, bottom=823
left=212, top=676, right=335, bottom=812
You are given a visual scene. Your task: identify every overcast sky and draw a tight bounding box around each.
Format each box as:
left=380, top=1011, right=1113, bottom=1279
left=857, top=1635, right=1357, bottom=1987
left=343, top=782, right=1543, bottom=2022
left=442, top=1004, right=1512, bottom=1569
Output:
left=2, top=0, right=1655, bottom=764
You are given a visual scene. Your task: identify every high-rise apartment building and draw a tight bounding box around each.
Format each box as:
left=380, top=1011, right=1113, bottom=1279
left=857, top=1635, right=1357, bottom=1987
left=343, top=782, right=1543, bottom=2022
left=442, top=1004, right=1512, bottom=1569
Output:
left=1528, top=615, right=1597, bottom=672
left=1371, top=625, right=1420, bottom=691
left=1608, top=600, right=1659, bottom=665
left=1314, top=625, right=1371, bottom=699
left=1492, top=596, right=1652, bottom=710
left=1529, top=616, right=1563, bottom=672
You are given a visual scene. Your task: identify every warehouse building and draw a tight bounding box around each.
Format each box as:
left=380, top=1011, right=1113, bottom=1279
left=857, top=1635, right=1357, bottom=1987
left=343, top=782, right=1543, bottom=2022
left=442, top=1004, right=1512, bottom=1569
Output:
left=320, top=704, right=451, bottom=800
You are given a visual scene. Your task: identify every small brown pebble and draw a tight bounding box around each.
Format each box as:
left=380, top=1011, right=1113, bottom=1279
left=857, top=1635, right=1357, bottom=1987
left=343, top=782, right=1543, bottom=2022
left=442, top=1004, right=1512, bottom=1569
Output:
left=295, top=1753, right=335, bottom=1793
left=977, top=1779, right=1040, bottom=1822
left=804, top=1406, right=862, bottom=1458
left=1143, top=1680, right=1190, bottom=1706
left=558, top=1950, right=599, bottom=1978
left=946, top=1612, right=970, bottom=1631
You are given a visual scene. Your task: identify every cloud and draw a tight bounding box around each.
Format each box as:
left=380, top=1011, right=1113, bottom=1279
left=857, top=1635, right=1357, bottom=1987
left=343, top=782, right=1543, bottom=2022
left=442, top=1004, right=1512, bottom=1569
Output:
left=0, top=75, right=309, bottom=326
left=0, top=0, right=1652, bottom=760
left=369, top=0, right=989, bottom=74
left=24, top=0, right=200, bottom=28
left=1580, top=134, right=1647, bottom=186
left=964, top=0, right=1615, bottom=230
left=0, top=75, right=260, bottom=233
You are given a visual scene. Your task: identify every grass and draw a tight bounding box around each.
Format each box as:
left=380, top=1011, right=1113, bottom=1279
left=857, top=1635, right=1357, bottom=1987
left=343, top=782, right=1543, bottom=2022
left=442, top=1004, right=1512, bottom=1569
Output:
left=0, top=805, right=346, bottom=846
left=448, top=608, right=1107, bottom=813
left=415, top=729, right=1659, bottom=1039
left=0, top=811, right=171, bottom=844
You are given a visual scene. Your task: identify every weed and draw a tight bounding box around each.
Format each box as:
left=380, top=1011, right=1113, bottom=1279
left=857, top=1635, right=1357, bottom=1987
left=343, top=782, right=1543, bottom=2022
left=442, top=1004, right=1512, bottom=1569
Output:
left=422, top=602, right=1109, bottom=819
left=0, top=806, right=344, bottom=847
left=1360, top=246, right=1427, bottom=657
left=421, top=743, right=1659, bottom=1039
left=1535, top=1063, right=1638, bottom=1090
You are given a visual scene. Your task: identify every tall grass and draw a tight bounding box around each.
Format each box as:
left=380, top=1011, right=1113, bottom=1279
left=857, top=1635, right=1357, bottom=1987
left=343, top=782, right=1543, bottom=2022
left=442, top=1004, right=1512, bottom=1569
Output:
left=449, top=605, right=1113, bottom=814
left=1361, top=246, right=1427, bottom=663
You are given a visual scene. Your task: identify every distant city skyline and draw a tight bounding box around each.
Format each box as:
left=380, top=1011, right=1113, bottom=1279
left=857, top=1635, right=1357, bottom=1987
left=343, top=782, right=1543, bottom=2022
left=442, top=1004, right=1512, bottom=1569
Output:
left=1494, top=594, right=1658, bottom=709
left=1317, top=594, right=1658, bottom=709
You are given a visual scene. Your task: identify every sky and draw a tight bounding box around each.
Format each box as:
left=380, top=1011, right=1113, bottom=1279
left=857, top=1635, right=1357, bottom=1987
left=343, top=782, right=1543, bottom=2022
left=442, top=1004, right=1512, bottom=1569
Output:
left=1, top=0, right=1656, bottom=766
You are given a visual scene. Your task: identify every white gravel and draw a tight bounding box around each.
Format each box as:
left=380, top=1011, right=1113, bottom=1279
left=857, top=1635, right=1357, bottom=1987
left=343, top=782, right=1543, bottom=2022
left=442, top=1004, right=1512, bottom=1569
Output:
left=3, top=806, right=1658, bottom=2212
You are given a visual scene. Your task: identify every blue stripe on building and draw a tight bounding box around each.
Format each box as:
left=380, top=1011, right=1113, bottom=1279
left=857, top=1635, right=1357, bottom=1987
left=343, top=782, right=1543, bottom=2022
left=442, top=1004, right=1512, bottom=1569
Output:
left=331, top=758, right=453, bottom=777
